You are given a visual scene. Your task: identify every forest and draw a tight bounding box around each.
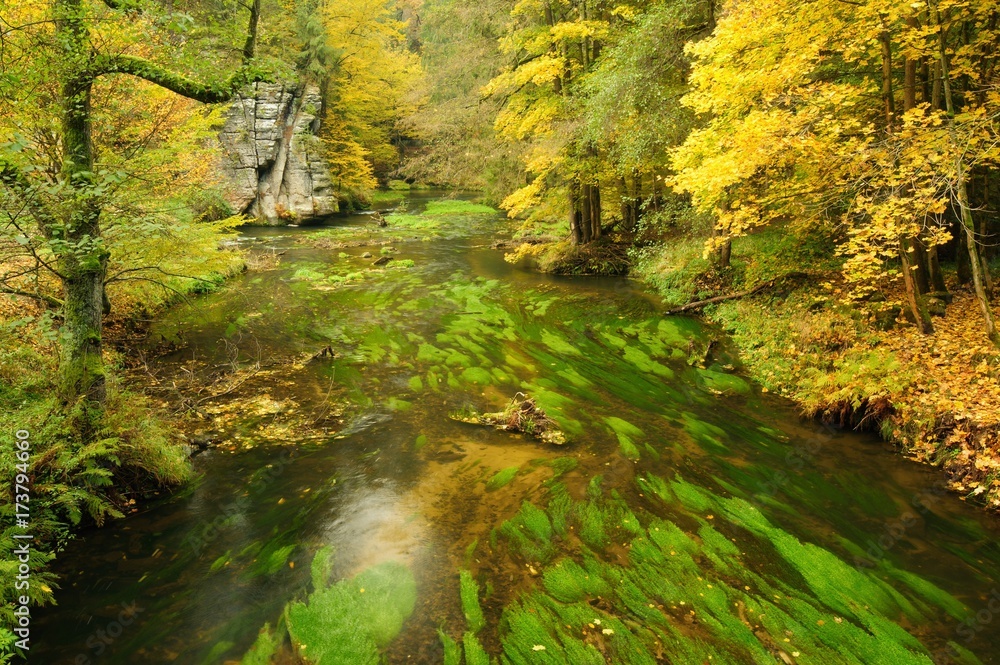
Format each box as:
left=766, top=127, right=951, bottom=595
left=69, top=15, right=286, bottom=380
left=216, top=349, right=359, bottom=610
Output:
left=2, top=0, right=1000, bottom=663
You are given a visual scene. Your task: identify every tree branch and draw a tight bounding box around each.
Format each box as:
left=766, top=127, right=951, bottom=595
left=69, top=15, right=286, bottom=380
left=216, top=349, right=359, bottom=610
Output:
left=0, top=160, right=61, bottom=236
left=90, top=55, right=266, bottom=104
left=104, top=265, right=220, bottom=285
left=664, top=272, right=811, bottom=315
left=0, top=286, right=63, bottom=308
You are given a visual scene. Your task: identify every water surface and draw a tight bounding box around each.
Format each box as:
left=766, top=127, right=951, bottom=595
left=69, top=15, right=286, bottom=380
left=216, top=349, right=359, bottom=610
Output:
left=35, top=193, right=1000, bottom=664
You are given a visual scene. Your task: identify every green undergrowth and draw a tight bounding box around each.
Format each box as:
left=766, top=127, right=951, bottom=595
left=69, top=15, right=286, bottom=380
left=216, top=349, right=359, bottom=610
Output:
left=0, top=317, right=191, bottom=656
left=240, top=547, right=417, bottom=664
left=452, top=472, right=981, bottom=665
left=632, top=224, right=838, bottom=308
left=710, top=292, right=913, bottom=417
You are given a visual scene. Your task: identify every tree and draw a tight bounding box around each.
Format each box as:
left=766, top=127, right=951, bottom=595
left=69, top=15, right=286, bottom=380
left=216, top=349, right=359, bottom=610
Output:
left=671, top=0, right=1000, bottom=345
left=321, top=0, right=422, bottom=193
left=0, top=0, right=265, bottom=416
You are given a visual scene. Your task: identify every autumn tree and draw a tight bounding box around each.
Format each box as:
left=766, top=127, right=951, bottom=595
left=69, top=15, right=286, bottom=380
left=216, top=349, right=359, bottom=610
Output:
left=0, top=0, right=265, bottom=417
left=672, top=0, right=1000, bottom=345
left=401, top=0, right=524, bottom=201
left=482, top=0, right=714, bottom=246
left=319, top=0, right=423, bottom=195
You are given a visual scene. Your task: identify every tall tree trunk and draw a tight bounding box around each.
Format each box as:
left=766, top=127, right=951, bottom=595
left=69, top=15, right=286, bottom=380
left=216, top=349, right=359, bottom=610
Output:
left=588, top=182, right=601, bottom=241
left=242, top=0, right=261, bottom=63
left=911, top=239, right=931, bottom=295
left=904, top=20, right=918, bottom=113
left=936, top=4, right=999, bottom=345
left=879, top=31, right=896, bottom=128
left=956, top=226, right=972, bottom=285
left=48, top=0, right=265, bottom=408
left=56, top=0, right=108, bottom=407
left=580, top=182, right=593, bottom=244
left=958, top=173, right=1000, bottom=344
left=979, top=173, right=995, bottom=297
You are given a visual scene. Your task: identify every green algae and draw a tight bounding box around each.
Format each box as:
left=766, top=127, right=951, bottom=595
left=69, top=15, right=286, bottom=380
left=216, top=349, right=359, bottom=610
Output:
left=697, top=368, right=751, bottom=395
left=422, top=200, right=497, bottom=215
left=605, top=416, right=644, bottom=460
left=463, top=632, right=490, bottom=665
left=240, top=624, right=281, bottom=665
left=542, top=557, right=610, bottom=602
left=486, top=465, right=520, bottom=491
left=460, top=569, right=486, bottom=633
left=438, top=630, right=462, bottom=665
left=499, top=501, right=556, bottom=563
left=460, top=366, right=493, bottom=385
left=477, top=472, right=978, bottom=665
left=285, top=560, right=416, bottom=664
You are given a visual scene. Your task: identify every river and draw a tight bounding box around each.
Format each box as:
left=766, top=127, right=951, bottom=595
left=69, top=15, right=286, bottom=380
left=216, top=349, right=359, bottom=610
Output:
left=34, top=193, right=1000, bottom=664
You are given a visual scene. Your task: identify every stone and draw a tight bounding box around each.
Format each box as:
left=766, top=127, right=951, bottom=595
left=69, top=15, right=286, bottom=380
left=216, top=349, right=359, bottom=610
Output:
left=927, top=297, right=948, bottom=317
left=219, top=82, right=338, bottom=225
left=361, top=252, right=373, bottom=258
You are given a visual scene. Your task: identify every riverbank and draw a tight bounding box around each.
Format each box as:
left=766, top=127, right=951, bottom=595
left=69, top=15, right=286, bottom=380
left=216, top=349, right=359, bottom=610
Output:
left=631, top=229, right=1000, bottom=511
left=0, top=245, right=247, bottom=647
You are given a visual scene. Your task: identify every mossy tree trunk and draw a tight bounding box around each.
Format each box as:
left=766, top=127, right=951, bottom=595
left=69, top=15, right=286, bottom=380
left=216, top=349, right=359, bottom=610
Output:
left=55, top=0, right=109, bottom=406
left=46, top=0, right=263, bottom=408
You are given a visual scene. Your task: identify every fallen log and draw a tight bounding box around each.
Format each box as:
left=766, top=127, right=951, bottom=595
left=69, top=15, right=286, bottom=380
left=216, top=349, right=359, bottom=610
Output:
left=665, top=271, right=810, bottom=315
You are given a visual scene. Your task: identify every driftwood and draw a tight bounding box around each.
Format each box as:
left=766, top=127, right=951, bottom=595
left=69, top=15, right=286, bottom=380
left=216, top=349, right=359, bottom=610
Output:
left=665, top=271, right=810, bottom=315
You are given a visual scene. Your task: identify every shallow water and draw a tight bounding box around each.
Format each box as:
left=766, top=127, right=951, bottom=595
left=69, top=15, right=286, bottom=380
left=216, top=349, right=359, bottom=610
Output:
left=35, top=193, right=1000, bottom=664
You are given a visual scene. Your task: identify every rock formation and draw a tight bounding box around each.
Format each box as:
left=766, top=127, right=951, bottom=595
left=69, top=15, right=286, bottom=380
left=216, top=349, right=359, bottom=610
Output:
left=219, top=83, right=338, bottom=225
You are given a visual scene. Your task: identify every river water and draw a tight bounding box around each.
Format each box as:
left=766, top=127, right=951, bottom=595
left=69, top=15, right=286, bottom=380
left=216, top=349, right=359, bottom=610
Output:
left=34, top=194, right=1000, bottom=664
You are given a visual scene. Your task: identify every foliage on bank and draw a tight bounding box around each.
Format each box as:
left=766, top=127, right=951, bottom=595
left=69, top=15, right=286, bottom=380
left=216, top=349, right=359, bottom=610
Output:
left=634, top=228, right=1000, bottom=509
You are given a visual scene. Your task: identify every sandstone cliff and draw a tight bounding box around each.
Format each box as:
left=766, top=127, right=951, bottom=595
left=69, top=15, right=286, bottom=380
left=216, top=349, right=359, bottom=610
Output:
left=219, top=83, right=337, bottom=225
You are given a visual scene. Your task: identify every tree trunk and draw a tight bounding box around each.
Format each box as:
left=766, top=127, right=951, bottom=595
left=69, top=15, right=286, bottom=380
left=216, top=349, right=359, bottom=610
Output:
left=588, top=182, right=601, bottom=241
left=242, top=0, right=261, bottom=63
left=569, top=180, right=583, bottom=245
left=47, top=0, right=264, bottom=408
left=879, top=31, right=896, bottom=128
left=956, top=226, right=972, bottom=285
left=580, top=182, right=593, bottom=244
left=911, top=239, right=931, bottom=294
left=56, top=0, right=108, bottom=407
left=934, top=4, right=999, bottom=344
left=927, top=243, right=948, bottom=293
left=903, top=23, right=918, bottom=113
left=900, top=239, right=934, bottom=333
left=958, top=173, right=1000, bottom=345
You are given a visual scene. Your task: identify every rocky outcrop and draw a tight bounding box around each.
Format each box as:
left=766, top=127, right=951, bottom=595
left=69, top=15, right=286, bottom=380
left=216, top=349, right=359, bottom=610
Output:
left=219, top=83, right=337, bottom=225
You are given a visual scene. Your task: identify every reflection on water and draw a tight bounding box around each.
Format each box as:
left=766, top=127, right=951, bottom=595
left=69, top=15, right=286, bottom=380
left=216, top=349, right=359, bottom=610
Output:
left=34, top=193, right=1000, bottom=664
